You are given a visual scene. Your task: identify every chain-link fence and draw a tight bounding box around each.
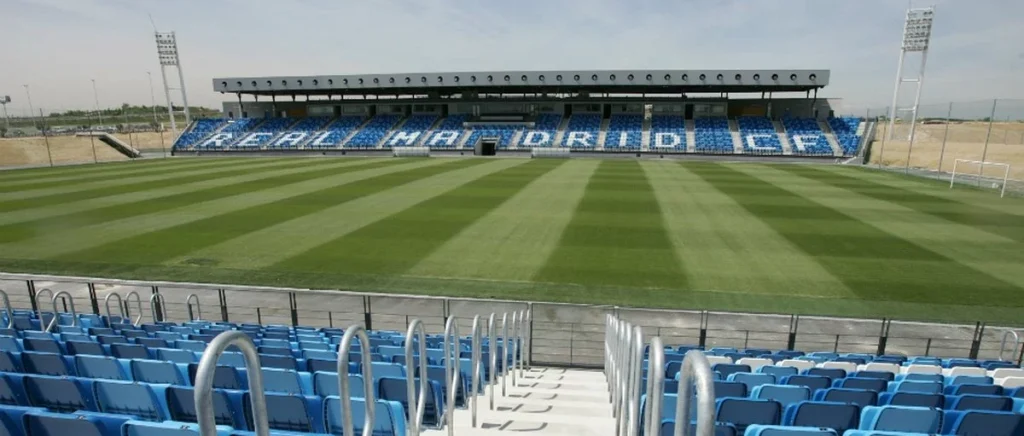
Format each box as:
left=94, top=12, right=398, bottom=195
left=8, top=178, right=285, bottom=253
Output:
left=850, top=99, right=1024, bottom=186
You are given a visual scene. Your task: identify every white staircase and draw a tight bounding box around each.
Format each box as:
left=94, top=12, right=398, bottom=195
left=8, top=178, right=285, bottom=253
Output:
left=340, top=117, right=374, bottom=148
left=728, top=119, right=743, bottom=154
left=425, top=367, right=614, bottom=436
left=458, top=129, right=474, bottom=149
left=597, top=118, right=611, bottom=150
left=552, top=116, right=571, bottom=147
left=819, top=120, right=844, bottom=156
left=685, top=119, right=696, bottom=153
left=641, top=117, right=652, bottom=151
left=774, top=120, right=793, bottom=155
left=509, top=131, right=525, bottom=150
left=378, top=116, right=411, bottom=149
left=417, top=117, right=447, bottom=146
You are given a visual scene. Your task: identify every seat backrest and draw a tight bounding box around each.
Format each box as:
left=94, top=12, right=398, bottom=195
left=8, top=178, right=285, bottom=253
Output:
left=728, top=373, right=775, bottom=391
left=131, top=359, right=184, bottom=385
left=165, top=386, right=235, bottom=427
left=806, top=367, right=845, bottom=380
left=899, top=373, right=943, bottom=383
left=880, top=392, right=944, bottom=408
left=715, top=398, right=781, bottom=433
left=815, top=388, right=877, bottom=408
left=23, top=411, right=111, bottom=436
left=713, top=364, right=752, bottom=379
left=94, top=380, right=164, bottom=421
left=156, top=348, right=196, bottom=364
left=174, top=340, right=206, bottom=353
left=261, top=368, right=302, bottom=395
left=758, top=366, right=798, bottom=378
left=861, top=405, right=942, bottom=433
left=743, top=424, right=837, bottom=436
left=111, top=343, right=149, bottom=360
left=258, top=346, right=291, bottom=357
left=783, top=375, right=831, bottom=392
left=23, top=338, right=61, bottom=355
left=853, top=371, right=895, bottom=381
left=714, top=381, right=748, bottom=398
left=750, top=384, right=810, bottom=409
left=302, top=350, right=334, bottom=361
left=258, top=354, right=297, bottom=371
left=307, top=358, right=336, bottom=374
left=24, top=376, right=88, bottom=413
left=891, top=381, right=941, bottom=394
left=313, top=372, right=365, bottom=398
left=260, top=338, right=290, bottom=349
left=0, top=375, right=25, bottom=406
left=134, top=338, right=169, bottom=349
left=659, top=421, right=738, bottom=436
left=942, top=410, right=1024, bottom=436
left=0, top=352, right=20, bottom=373
left=838, top=377, right=888, bottom=392
left=242, top=392, right=314, bottom=432
left=782, top=400, right=860, bottom=433
left=948, top=375, right=992, bottom=386
left=371, top=363, right=406, bottom=381
left=948, top=394, right=1013, bottom=412
left=736, top=358, right=773, bottom=371
left=22, top=352, right=70, bottom=376
left=63, top=341, right=104, bottom=357
left=214, top=352, right=246, bottom=368
left=323, top=396, right=406, bottom=436
left=0, top=337, right=20, bottom=353
left=75, top=356, right=127, bottom=381
left=187, top=363, right=240, bottom=390
left=946, top=383, right=1003, bottom=396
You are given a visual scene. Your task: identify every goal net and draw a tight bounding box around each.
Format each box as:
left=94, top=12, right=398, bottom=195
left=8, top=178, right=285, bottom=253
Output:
left=949, top=159, right=1011, bottom=198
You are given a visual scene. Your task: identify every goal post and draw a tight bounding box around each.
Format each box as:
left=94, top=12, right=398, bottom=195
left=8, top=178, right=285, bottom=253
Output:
left=949, top=159, right=1010, bottom=198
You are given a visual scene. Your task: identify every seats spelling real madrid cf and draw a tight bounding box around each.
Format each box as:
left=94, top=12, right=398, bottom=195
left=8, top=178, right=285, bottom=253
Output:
left=642, top=344, right=1024, bottom=436
left=346, top=114, right=402, bottom=148
left=650, top=114, right=687, bottom=151
left=783, top=117, right=833, bottom=155
left=561, top=114, right=602, bottom=149
left=830, top=116, right=862, bottom=156
left=422, top=114, right=468, bottom=148
left=694, top=117, right=734, bottom=154
left=738, top=116, right=783, bottom=155
left=384, top=114, right=438, bottom=147
left=517, top=113, right=562, bottom=147
left=0, top=304, right=519, bottom=436
left=172, top=119, right=226, bottom=149
left=605, top=114, right=643, bottom=150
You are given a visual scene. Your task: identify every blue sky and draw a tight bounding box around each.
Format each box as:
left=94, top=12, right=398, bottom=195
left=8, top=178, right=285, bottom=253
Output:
left=2, top=0, right=1022, bottom=116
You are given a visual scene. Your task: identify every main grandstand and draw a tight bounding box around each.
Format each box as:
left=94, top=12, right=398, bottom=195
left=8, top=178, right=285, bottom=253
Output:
left=171, top=69, right=866, bottom=158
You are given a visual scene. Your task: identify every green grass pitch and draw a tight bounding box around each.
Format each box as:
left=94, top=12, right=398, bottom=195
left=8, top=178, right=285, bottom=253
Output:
left=1, top=157, right=1022, bottom=324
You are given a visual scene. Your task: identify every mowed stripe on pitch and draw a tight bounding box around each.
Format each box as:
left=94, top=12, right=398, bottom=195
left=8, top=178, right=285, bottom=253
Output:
left=271, top=159, right=562, bottom=277
left=409, top=159, right=596, bottom=281
left=0, top=158, right=413, bottom=260
left=176, top=158, right=524, bottom=270
left=641, top=161, right=853, bottom=297
left=534, top=160, right=686, bottom=289
left=780, top=165, right=1024, bottom=243
left=695, top=163, right=1023, bottom=306
left=50, top=159, right=450, bottom=265
left=0, top=157, right=262, bottom=192
left=754, top=164, right=1024, bottom=293
left=0, top=158, right=278, bottom=210
left=0, top=157, right=213, bottom=183
left=0, top=158, right=362, bottom=243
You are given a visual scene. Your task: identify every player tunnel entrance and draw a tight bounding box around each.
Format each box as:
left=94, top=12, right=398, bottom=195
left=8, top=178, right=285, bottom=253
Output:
left=476, top=137, right=498, bottom=156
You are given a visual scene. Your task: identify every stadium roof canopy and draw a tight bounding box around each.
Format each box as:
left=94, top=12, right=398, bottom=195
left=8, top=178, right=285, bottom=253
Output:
left=212, top=69, right=830, bottom=97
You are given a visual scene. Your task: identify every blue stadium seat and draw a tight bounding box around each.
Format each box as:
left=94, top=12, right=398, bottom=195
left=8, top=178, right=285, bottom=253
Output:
left=947, top=375, right=992, bottom=386
left=24, top=375, right=92, bottom=412
left=0, top=405, right=44, bottom=435
left=878, top=392, right=944, bottom=408
left=131, top=359, right=185, bottom=385
left=156, top=348, right=196, bottom=364
left=828, top=117, right=863, bottom=156
left=242, top=392, right=319, bottom=433
left=377, top=377, right=443, bottom=428
left=261, top=368, right=303, bottom=395
left=782, top=375, right=831, bottom=392
left=111, top=344, right=149, bottom=360
left=835, top=377, right=888, bottom=392
left=93, top=380, right=165, bottom=421
left=694, top=117, right=733, bottom=154
left=728, top=373, right=775, bottom=391
left=759, top=366, right=798, bottom=378
left=65, top=341, right=105, bottom=357
left=805, top=367, right=845, bottom=379
left=853, top=371, right=895, bottom=382
left=782, top=401, right=860, bottom=433
left=24, top=410, right=131, bottom=436
left=22, top=352, right=71, bottom=376
left=134, top=338, right=169, bottom=349
left=737, top=116, right=782, bottom=155
left=658, top=421, right=737, bottom=436
left=258, top=346, right=291, bottom=357
left=813, top=388, right=878, bottom=408
left=322, top=396, right=407, bottom=436
left=0, top=375, right=25, bottom=406
left=23, top=338, right=61, bottom=355
left=0, top=352, right=20, bottom=373
left=946, top=393, right=1013, bottom=411
left=858, top=405, right=942, bottom=433
left=940, top=410, right=1024, bottom=435
left=888, top=381, right=941, bottom=394
left=75, top=356, right=127, bottom=381
left=714, top=381, right=748, bottom=398
left=714, top=364, right=751, bottom=380
left=715, top=398, right=782, bottom=433
left=783, top=117, right=832, bottom=155
left=605, top=114, right=643, bottom=150
left=313, top=372, right=364, bottom=398
left=121, top=420, right=203, bottom=436
left=750, top=384, right=811, bottom=409
left=744, top=425, right=836, bottom=436
left=945, top=383, right=1002, bottom=396
left=165, top=386, right=237, bottom=427
left=0, top=338, right=20, bottom=353
left=187, top=363, right=241, bottom=390
left=897, top=373, right=943, bottom=383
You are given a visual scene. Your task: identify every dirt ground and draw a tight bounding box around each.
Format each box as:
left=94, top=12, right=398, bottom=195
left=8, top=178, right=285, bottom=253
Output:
left=868, top=122, right=1024, bottom=180
left=0, top=132, right=172, bottom=168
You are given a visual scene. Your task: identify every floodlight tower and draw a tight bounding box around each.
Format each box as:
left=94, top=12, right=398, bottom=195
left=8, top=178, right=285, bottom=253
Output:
left=0, top=95, right=11, bottom=132
left=886, top=6, right=935, bottom=140
left=154, top=31, right=191, bottom=138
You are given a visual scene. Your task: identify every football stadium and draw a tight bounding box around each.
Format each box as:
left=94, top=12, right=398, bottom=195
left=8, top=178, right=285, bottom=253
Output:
left=2, top=3, right=1024, bottom=436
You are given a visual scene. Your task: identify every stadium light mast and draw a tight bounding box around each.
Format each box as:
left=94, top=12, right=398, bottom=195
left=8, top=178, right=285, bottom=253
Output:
left=154, top=30, right=192, bottom=139
left=0, top=95, right=11, bottom=132
left=886, top=5, right=935, bottom=141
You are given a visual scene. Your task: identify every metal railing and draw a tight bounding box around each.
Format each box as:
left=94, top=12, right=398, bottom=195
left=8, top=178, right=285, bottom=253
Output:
left=149, top=292, right=166, bottom=322
left=404, top=319, right=429, bottom=435
left=34, top=288, right=53, bottom=331
left=337, top=324, right=377, bottom=436
left=488, top=312, right=497, bottom=410
left=186, top=293, right=202, bottom=321
left=501, top=312, right=509, bottom=396
left=0, top=290, right=12, bottom=329
left=194, top=331, right=269, bottom=436
left=44, top=291, right=76, bottom=333
left=1000, top=330, right=1021, bottom=362
left=470, top=315, right=483, bottom=427
left=104, top=292, right=125, bottom=321
left=606, top=313, right=717, bottom=436
left=442, top=316, right=461, bottom=436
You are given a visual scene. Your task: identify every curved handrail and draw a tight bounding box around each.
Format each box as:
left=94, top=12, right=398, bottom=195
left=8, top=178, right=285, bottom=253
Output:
left=45, top=291, right=77, bottom=332
left=442, top=316, right=461, bottom=436
left=338, top=325, right=377, bottom=436
left=470, top=314, right=483, bottom=427
left=404, top=319, right=429, bottom=435
left=674, top=350, right=717, bottom=436
left=488, top=312, right=497, bottom=410
left=150, top=293, right=166, bottom=323
left=511, top=311, right=519, bottom=387
left=194, top=331, right=269, bottom=436
left=186, top=293, right=202, bottom=321
left=1000, top=330, right=1021, bottom=362
left=626, top=325, right=643, bottom=436
left=104, top=292, right=126, bottom=321
left=644, top=336, right=666, bottom=436
left=501, top=312, right=509, bottom=397
left=34, top=288, right=54, bottom=331
left=0, top=289, right=12, bottom=329
left=524, top=307, right=532, bottom=369
left=614, top=321, right=632, bottom=434
left=124, top=291, right=144, bottom=326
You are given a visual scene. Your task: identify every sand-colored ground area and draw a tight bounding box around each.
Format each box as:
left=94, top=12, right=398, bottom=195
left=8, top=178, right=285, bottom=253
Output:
left=0, top=132, right=172, bottom=168
left=868, top=122, right=1024, bottom=180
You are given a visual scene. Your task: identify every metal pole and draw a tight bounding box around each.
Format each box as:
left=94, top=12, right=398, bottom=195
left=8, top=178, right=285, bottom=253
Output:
left=471, top=315, right=482, bottom=427
left=936, top=102, right=953, bottom=173
left=404, top=320, right=428, bottom=435
left=1, top=103, right=9, bottom=133
left=123, top=106, right=135, bottom=149
left=89, top=135, right=98, bottom=164
left=904, top=50, right=929, bottom=159
left=91, top=79, right=104, bottom=126
left=337, top=325, right=376, bottom=436
left=22, top=85, right=35, bottom=129
left=443, top=317, right=461, bottom=436
left=877, top=107, right=889, bottom=168
left=159, top=65, right=178, bottom=140
left=979, top=99, right=998, bottom=186
left=886, top=50, right=907, bottom=141
left=488, top=313, right=497, bottom=411
left=674, top=350, right=717, bottom=436
left=195, top=331, right=269, bottom=436
left=148, top=71, right=167, bottom=158
left=644, top=337, right=665, bottom=436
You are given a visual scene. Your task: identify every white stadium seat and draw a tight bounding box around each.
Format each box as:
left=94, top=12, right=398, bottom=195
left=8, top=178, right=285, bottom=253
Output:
left=900, top=364, right=942, bottom=375
left=820, top=361, right=858, bottom=374
left=943, top=366, right=987, bottom=378
left=858, top=362, right=900, bottom=374
left=778, top=359, right=815, bottom=371
left=737, top=358, right=774, bottom=371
